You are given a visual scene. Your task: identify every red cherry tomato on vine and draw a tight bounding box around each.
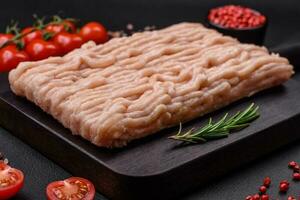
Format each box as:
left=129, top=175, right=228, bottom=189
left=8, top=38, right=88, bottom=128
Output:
left=0, top=33, right=14, bottom=47
left=25, top=39, right=60, bottom=61
left=46, top=177, right=95, bottom=200
left=46, top=20, right=76, bottom=35
left=45, top=24, right=65, bottom=35
left=53, top=32, right=83, bottom=55
left=0, top=161, right=24, bottom=199
left=63, top=20, right=76, bottom=32
left=0, top=45, right=29, bottom=72
left=79, top=22, right=108, bottom=44
left=21, top=27, right=43, bottom=46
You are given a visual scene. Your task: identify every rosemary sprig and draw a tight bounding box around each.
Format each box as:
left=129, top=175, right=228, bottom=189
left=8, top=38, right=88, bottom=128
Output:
left=169, top=103, right=260, bottom=143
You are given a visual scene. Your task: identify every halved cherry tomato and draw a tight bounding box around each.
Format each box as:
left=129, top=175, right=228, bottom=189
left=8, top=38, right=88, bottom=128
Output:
left=0, top=162, right=24, bottom=200
left=0, top=33, right=14, bottom=47
left=46, top=20, right=76, bottom=35
left=79, top=22, right=108, bottom=44
left=53, top=32, right=83, bottom=55
left=25, top=39, right=60, bottom=61
left=46, top=177, right=95, bottom=200
left=0, top=45, right=29, bottom=72
left=21, top=27, right=43, bottom=46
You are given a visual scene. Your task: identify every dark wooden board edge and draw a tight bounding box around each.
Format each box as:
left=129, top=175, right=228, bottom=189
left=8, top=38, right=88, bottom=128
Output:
left=1, top=93, right=300, bottom=200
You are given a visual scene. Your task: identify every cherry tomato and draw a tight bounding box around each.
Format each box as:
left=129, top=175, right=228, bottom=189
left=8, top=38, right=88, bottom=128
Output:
left=0, top=33, right=14, bottom=47
left=0, top=45, right=29, bottom=72
left=45, top=24, right=64, bottom=35
left=46, top=177, right=95, bottom=200
left=0, top=162, right=24, bottom=200
left=79, top=22, right=108, bottom=44
left=46, top=20, right=76, bottom=35
left=53, top=32, right=83, bottom=55
left=21, top=27, right=43, bottom=46
left=63, top=20, right=76, bottom=33
left=25, top=39, right=60, bottom=61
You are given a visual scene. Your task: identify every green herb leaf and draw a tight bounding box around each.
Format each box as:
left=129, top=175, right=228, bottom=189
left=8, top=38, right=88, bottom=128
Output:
left=169, top=103, right=260, bottom=144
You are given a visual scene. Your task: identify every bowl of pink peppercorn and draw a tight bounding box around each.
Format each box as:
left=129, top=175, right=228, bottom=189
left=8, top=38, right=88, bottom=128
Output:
left=207, top=5, right=267, bottom=45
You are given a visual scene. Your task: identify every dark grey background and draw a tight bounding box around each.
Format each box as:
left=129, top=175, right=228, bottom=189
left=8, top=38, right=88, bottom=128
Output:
left=0, top=0, right=300, bottom=199
left=0, top=0, right=299, bottom=48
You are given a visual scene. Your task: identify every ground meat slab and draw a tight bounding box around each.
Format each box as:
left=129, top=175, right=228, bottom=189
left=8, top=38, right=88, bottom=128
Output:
left=8, top=23, right=294, bottom=148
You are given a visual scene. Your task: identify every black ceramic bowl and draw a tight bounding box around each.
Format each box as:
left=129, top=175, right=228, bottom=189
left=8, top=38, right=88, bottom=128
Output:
left=207, top=7, right=268, bottom=45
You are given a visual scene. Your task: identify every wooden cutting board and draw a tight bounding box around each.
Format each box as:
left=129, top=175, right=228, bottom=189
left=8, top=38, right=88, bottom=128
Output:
left=0, top=73, right=300, bottom=200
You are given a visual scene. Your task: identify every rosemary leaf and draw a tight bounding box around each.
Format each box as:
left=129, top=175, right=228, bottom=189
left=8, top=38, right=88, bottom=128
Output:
left=169, top=103, right=259, bottom=144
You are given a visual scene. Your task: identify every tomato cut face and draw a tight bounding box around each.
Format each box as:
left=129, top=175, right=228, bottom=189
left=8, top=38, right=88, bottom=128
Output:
left=0, top=162, right=24, bottom=200
left=46, top=177, right=95, bottom=200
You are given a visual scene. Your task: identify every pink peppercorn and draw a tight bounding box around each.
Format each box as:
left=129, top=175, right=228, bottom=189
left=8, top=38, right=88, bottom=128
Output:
left=279, top=182, right=289, bottom=192
left=245, top=195, right=253, bottom=200
left=293, top=172, right=300, bottom=180
left=261, top=194, right=269, bottom=200
left=263, top=177, right=271, bottom=187
left=259, top=185, right=267, bottom=194
left=288, top=161, right=297, bottom=168
left=293, top=164, right=300, bottom=172
left=252, top=194, right=260, bottom=200
left=208, top=5, right=266, bottom=29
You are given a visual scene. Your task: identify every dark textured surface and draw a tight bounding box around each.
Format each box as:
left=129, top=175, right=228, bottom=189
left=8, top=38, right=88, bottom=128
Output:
left=0, top=0, right=299, bottom=49
left=2, top=129, right=300, bottom=200
left=0, top=0, right=300, bottom=199
left=0, top=127, right=106, bottom=200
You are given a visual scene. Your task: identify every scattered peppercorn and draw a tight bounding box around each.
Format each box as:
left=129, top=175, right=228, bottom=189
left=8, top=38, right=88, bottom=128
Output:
left=261, top=194, right=269, bottom=200
left=293, top=164, right=300, bottom=172
left=208, top=5, right=266, bottom=29
left=245, top=195, right=253, bottom=200
left=288, top=196, right=296, bottom=200
left=280, top=180, right=289, bottom=185
left=245, top=161, right=300, bottom=199
left=279, top=182, right=289, bottom=192
left=252, top=194, right=260, bottom=200
left=292, top=172, right=300, bottom=181
left=259, top=185, right=267, bottom=194
left=288, top=161, right=297, bottom=168
left=263, top=177, right=271, bottom=187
